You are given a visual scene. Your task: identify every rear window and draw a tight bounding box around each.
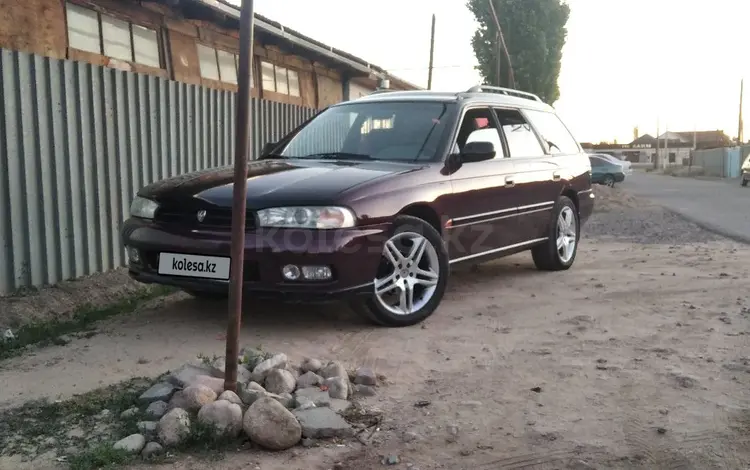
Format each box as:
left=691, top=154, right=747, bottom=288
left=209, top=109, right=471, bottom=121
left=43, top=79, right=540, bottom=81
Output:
left=524, top=109, right=580, bottom=155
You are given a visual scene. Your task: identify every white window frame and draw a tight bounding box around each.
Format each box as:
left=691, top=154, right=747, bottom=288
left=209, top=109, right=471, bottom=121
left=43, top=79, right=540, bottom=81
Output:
left=197, top=44, right=252, bottom=86
left=260, top=60, right=301, bottom=97
left=65, top=2, right=162, bottom=68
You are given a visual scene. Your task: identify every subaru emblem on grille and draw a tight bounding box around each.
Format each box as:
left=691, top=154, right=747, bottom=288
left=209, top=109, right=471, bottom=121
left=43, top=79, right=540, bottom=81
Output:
left=196, top=210, right=207, bottom=222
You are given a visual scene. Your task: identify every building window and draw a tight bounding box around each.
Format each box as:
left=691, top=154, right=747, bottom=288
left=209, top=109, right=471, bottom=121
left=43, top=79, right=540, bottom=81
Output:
left=197, top=44, right=250, bottom=86
left=65, top=3, right=161, bottom=68
left=260, top=61, right=300, bottom=97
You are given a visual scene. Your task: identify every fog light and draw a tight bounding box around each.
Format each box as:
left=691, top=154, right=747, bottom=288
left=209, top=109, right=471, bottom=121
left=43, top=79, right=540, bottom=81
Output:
left=282, top=264, right=301, bottom=280
left=301, top=265, right=332, bottom=281
left=127, top=246, right=141, bottom=264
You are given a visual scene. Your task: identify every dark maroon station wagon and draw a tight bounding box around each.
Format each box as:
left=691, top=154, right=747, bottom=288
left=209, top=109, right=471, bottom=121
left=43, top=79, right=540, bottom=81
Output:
left=122, top=85, right=594, bottom=327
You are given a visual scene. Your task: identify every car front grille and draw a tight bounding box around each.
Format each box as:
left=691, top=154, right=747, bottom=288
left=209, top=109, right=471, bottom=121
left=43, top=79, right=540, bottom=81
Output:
left=155, top=201, right=257, bottom=231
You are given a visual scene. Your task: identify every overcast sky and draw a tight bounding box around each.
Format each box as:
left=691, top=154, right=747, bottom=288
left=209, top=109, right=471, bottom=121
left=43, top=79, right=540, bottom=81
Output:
left=244, top=0, right=748, bottom=144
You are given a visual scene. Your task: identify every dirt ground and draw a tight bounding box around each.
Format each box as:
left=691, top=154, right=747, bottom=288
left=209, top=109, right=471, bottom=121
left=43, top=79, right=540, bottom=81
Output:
left=1, top=185, right=749, bottom=470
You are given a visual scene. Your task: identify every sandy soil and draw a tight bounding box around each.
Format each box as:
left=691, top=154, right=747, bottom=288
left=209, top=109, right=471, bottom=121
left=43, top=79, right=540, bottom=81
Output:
left=1, top=185, right=749, bottom=470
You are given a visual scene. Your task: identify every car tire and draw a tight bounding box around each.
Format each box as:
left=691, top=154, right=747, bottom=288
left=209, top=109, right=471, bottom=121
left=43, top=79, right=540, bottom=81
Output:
left=531, top=196, right=580, bottom=272
left=603, top=174, right=615, bottom=187
left=351, top=215, right=449, bottom=327
left=182, top=289, right=227, bottom=300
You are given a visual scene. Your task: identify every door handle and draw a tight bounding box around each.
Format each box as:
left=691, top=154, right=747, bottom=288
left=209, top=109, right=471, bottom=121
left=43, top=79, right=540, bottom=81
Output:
left=505, top=176, right=515, bottom=188
left=552, top=171, right=561, bottom=181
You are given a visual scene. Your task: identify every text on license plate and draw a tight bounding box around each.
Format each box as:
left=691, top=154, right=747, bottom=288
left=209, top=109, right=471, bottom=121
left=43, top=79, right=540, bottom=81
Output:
left=158, top=253, right=231, bottom=280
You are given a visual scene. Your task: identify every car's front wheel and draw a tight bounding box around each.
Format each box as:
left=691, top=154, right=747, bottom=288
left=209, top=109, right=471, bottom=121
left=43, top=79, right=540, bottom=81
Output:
left=531, top=196, right=580, bottom=271
left=352, top=215, right=449, bottom=327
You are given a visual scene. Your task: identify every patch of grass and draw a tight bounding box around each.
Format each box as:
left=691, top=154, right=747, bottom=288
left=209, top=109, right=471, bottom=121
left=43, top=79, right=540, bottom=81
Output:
left=0, top=285, right=174, bottom=360
left=68, top=444, right=132, bottom=470
left=0, top=377, right=153, bottom=457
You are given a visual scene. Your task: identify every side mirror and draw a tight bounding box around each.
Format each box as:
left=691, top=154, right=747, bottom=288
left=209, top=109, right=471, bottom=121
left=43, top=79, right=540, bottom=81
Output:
left=460, top=141, right=496, bottom=163
left=261, top=142, right=277, bottom=156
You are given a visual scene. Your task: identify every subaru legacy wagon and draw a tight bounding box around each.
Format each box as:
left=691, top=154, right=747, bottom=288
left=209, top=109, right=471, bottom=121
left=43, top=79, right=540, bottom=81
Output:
left=122, top=85, right=594, bottom=327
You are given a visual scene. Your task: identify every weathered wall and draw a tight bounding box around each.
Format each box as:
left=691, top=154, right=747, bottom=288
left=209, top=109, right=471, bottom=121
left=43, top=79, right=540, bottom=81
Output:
left=0, top=0, right=66, bottom=59
left=0, top=0, right=347, bottom=107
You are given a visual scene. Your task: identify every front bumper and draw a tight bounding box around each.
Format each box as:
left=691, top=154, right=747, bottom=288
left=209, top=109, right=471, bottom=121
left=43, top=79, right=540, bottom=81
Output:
left=121, top=218, right=390, bottom=299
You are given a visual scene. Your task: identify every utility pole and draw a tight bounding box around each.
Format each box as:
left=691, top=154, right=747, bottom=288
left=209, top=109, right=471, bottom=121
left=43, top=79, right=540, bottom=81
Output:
left=224, top=0, right=255, bottom=393
left=739, top=78, right=744, bottom=144
left=487, top=0, right=515, bottom=89
left=487, top=0, right=502, bottom=87
left=427, top=14, right=435, bottom=90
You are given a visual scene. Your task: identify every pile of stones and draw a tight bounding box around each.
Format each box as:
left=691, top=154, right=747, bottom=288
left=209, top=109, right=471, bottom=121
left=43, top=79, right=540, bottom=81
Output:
left=113, top=348, right=379, bottom=459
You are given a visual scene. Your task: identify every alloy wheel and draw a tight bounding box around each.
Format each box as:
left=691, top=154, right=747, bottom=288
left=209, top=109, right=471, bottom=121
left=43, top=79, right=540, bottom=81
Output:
left=556, top=206, right=577, bottom=263
left=373, top=232, right=440, bottom=316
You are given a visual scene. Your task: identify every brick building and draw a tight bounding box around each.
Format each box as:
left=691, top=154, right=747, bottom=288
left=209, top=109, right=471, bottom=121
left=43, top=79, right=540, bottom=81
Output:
left=0, top=0, right=418, bottom=108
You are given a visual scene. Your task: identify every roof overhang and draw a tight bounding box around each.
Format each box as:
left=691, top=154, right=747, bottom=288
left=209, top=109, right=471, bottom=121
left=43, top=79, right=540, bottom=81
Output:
left=178, top=0, right=420, bottom=89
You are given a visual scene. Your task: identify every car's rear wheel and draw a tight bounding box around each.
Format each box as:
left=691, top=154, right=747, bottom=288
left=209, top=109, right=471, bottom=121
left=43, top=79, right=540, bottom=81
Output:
left=603, top=174, right=615, bottom=187
left=531, top=196, right=579, bottom=272
left=352, top=215, right=449, bottom=327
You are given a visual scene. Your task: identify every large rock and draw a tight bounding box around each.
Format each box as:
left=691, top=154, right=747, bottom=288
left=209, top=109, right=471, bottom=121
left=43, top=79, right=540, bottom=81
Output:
left=243, top=397, right=301, bottom=450
left=265, top=369, right=296, bottom=395
left=293, top=407, right=354, bottom=439
left=182, top=384, right=217, bottom=411
left=296, top=371, right=323, bottom=389
left=218, top=390, right=243, bottom=406
left=269, top=392, right=294, bottom=409
left=294, top=387, right=331, bottom=408
left=189, top=375, right=225, bottom=395
left=238, top=383, right=267, bottom=406
left=157, top=408, right=191, bottom=446
left=197, top=400, right=243, bottom=438
left=145, top=401, right=168, bottom=419
left=319, top=361, right=348, bottom=380
left=139, top=382, right=176, bottom=404
left=300, top=357, right=323, bottom=373
left=113, top=434, right=146, bottom=454
left=324, top=377, right=349, bottom=400
left=251, top=353, right=288, bottom=382
left=168, top=364, right=214, bottom=388
left=137, top=421, right=158, bottom=435
left=354, top=367, right=377, bottom=386
left=141, top=442, right=163, bottom=459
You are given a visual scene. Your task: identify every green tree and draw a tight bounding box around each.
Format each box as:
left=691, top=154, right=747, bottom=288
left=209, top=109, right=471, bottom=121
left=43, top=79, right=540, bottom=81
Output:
left=467, top=0, right=570, bottom=104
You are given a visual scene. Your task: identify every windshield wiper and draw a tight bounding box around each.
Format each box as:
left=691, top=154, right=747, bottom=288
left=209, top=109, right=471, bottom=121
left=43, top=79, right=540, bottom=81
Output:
left=304, top=152, right=373, bottom=160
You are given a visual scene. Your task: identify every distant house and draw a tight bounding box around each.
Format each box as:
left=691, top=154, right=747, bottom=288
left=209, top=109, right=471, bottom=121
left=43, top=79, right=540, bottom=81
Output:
left=581, top=129, right=734, bottom=166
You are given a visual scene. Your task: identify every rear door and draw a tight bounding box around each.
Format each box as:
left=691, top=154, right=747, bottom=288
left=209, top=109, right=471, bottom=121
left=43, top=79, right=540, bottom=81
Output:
left=494, top=108, right=557, bottom=244
left=442, top=106, right=519, bottom=262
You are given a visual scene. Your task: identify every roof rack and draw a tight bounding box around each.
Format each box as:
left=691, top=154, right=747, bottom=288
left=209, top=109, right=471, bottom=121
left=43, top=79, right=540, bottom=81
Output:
left=464, top=85, right=542, bottom=102
left=368, top=89, right=395, bottom=95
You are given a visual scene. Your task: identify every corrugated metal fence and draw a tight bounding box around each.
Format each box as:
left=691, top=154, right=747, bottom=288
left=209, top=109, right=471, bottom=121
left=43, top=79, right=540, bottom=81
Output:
left=0, top=49, right=318, bottom=295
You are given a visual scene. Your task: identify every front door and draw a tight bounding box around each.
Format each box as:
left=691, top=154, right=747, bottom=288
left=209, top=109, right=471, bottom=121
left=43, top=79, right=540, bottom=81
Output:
left=442, top=107, right=519, bottom=263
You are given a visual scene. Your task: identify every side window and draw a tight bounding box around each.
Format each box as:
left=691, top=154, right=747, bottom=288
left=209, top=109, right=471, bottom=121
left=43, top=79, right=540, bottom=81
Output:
left=524, top=109, right=580, bottom=155
left=589, top=156, right=605, bottom=167
left=454, top=108, right=504, bottom=158
left=494, top=109, right=545, bottom=158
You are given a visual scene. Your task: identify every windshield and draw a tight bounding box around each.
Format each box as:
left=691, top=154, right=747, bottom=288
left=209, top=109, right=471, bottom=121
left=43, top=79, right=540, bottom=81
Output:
left=279, top=101, right=449, bottom=162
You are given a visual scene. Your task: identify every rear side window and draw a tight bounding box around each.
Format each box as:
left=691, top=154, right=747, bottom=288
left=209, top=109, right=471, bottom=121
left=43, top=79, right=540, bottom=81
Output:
left=524, top=109, right=580, bottom=155
left=494, top=109, right=545, bottom=158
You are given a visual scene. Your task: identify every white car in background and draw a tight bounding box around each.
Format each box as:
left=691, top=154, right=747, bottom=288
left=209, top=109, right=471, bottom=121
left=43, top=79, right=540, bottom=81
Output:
left=589, top=153, right=632, bottom=175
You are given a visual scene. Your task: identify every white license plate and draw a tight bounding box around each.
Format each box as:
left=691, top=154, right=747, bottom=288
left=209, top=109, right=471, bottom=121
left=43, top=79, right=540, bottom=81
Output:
left=158, top=253, right=231, bottom=280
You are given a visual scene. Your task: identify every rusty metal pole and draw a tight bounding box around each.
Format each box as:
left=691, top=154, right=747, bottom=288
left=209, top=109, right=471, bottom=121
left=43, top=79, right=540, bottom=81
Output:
left=224, top=0, right=255, bottom=393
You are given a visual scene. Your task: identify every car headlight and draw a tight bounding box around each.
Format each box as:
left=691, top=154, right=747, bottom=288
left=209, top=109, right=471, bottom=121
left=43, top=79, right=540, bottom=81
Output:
left=130, top=196, right=159, bottom=219
left=256, top=206, right=356, bottom=229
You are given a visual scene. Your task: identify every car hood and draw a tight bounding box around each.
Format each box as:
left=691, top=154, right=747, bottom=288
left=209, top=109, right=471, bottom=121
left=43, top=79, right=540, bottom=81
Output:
left=138, top=158, right=424, bottom=208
